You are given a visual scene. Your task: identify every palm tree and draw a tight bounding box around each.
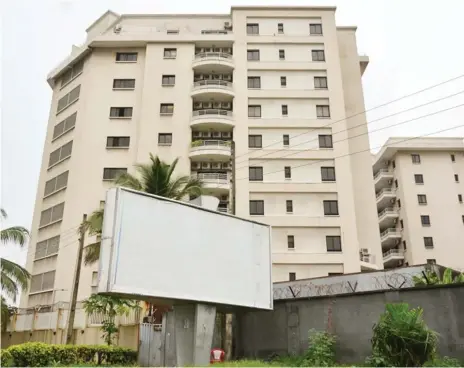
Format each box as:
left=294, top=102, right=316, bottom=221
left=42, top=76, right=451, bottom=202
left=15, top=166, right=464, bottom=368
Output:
left=1, top=209, right=30, bottom=302
left=82, top=154, right=203, bottom=265
left=413, top=267, right=464, bottom=286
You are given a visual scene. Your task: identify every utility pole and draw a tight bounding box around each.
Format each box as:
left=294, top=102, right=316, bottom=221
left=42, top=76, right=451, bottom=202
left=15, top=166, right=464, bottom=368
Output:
left=65, top=213, right=87, bottom=345
left=224, top=141, right=235, bottom=360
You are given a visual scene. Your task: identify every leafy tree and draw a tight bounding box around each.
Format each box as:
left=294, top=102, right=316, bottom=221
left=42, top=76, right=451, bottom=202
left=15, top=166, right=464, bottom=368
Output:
left=413, top=268, right=464, bottom=286
left=81, top=154, right=203, bottom=265
left=83, top=294, right=140, bottom=345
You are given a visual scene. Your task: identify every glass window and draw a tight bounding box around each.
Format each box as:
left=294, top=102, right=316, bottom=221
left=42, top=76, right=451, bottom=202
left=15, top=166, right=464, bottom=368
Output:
left=316, top=105, right=331, bottom=118
left=162, top=75, right=176, bottom=85
left=248, top=77, right=261, bottom=88
left=326, top=236, right=342, bottom=251
left=282, top=105, right=288, bottom=116
left=283, top=134, right=290, bottom=146
left=411, top=154, right=421, bottom=164
left=249, top=167, right=263, bottom=181
left=158, top=133, right=173, bottom=144
left=163, top=48, right=177, bottom=58
left=279, top=49, right=285, bottom=60
left=107, top=137, right=130, bottom=148
left=414, top=174, right=424, bottom=184
left=287, top=235, right=294, bottom=248
left=248, top=135, right=262, bottom=148
left=278, top=23, right=284, bottom=33
left=310, top=24, right=323, bottom=35
left=249, top=200, right=264, bottom=215
left=248, top=105, right=262, bottom=117
left=421, top=215, right=431, bottom=226
left=160, top=104, right=174, bottom=114
left=417, top=194, right=427, bottom=204
left=314, top=76, right=328, bottom=89
left=323, top=200, right=339, bottom=215
left=318, top=134, right=333, bottom=148
left=116, top=52, right=138, bottom=62
left=103, top=168, right=127, bottom=180
left=286, top=200, right=293, bottom=213
left=246, top=23, right=259, bottom=35
left=321, top=167, right=336, bottom=181
left=280, top=76, right=287, bottom=87
left=424, top=237, right=434, bottom=248
left=247, top=50, right=260, bottom=61
left=113, top=79, right=135, bottom=89
left=110, top=107, right=133, bottom=118
left=311, top=50, right=325, bottom=61
left=284, top=166, right=291, bottom=179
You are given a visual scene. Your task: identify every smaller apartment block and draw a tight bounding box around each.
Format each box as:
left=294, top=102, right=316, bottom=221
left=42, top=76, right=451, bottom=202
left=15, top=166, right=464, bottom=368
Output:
left=373, top=137, right=464, bottom=270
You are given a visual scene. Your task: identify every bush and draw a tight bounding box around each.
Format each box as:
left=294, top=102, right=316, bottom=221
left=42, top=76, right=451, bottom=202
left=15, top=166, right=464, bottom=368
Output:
left=3, top=342, right=137, bottom=367
left=370, top=303, right=438, bottom=367
left=302, top=329, right=336, bottom=367
left=0, top=348, right=13, bottom=367
left=423, top=356, right=463, bottom=367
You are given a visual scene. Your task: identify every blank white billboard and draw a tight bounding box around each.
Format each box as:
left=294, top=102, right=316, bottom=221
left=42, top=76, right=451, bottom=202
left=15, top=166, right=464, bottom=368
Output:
left=98, top=188, right=272, bottom=310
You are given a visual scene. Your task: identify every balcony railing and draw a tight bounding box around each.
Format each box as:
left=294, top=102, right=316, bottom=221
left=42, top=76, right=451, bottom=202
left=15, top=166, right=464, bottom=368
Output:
left=190, top=140, right=231, bottom=148
left=218, top=206, right=229, bottom=213
left=192, top=109, right=233, bottom=117
left=194, top=52, right=232, bottom=60
left=193, top=80, right=233, bottom=88
left=194, top=173, right=228, bottom=182
left=374, top=169, right=393, bottom=180
left=383, top=249, right=404, bottom=259
left=380, top=228, right=401, bottom=239
left=378, top=207, right=397, bottom=219
left=201, top=30, right=229, bottom=34
left=376, top=188, right=396, bottom=198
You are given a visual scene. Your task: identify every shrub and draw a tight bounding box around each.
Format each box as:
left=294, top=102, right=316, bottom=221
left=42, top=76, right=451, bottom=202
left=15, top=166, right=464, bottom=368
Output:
left=370, top=303, right=438, bottom=367
left=302, top=329, right=336, bottom=367
left=3, top=342, right=137, bottom=367
left=423, top=356, right=463, bottom=367
left=0, top=348, right=13, bottom=367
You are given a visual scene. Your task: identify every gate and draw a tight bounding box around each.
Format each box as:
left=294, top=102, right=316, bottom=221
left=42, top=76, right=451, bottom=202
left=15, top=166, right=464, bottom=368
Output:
left=138, top=323, right=163, bottom=366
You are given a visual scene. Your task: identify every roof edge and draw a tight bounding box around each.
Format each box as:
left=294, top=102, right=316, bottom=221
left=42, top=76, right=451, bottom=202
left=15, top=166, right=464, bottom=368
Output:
left=231, top=5, right=336, bottom=11
left=85, top=10, right=120, bottom=32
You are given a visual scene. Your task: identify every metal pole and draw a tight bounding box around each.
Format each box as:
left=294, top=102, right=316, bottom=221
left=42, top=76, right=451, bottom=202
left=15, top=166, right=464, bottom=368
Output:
left=65, top=214, right=87, bottom=344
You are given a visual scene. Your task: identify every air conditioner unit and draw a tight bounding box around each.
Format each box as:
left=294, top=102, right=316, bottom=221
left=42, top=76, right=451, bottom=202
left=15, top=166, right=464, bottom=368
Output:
left=202, top=162, right=211, bottom=169
left=222, top=102, right=232, bottom=109
left=212, top=162, right=222, bottom=169
left=361, top=248, right=370, bottom=255
left=193, top=131, right=202, bottom=138
left=203, top=102, right=213, bottom=109
left=223, top=74, right=232, bottom=81
left=362, top=256, right=370, bottom=262
left=212, top=132, right=222, bottom=138
left=193, top=102, right=203, bottom=109
left=222, top=132, right=232, bottom=138
left=201, top=131, right=211, bottom=138
left=213, top=102, right=222, bottom=109
left=191, top=162, right=201, bottom=170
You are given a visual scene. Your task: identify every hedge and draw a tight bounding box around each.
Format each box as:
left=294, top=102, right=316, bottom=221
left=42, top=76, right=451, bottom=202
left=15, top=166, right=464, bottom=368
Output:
left=1, top=342, right=137, bottom=367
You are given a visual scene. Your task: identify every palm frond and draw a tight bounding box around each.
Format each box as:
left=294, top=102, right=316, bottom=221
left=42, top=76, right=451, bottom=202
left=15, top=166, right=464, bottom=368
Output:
left=114, top=172, right=143, bottom=191
left=0, top=208, right=7, bottom=219
left=1, top=273, right=19, bottom=301
left=84, top=241, right=101, bottom=265
left=1, top=226, right=29, bottom=246
left=81, top=209, right=104, bottom=236
left=1, top=258, right=30, bottom=292
left=1, top=296, right=10, bottom=332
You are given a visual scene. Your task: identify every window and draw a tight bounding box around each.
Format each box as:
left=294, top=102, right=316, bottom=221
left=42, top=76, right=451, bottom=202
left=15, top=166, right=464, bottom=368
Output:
left=248, top=105, right=261, bottom=117
left=162, top=75, right=176, bottom=86
left=395, top=179, right=399, bottom=188
left=160, top=103, right=174, bottom=115
left=107, top=137, right=130, bottom=148
left=326, top=236, right=342, bottom=251
left=113, top=79, right=135, bottom=89
left=44, top=171, right=69, bottom=197
left=455, top=174, right=460, bottom=182
left=411, top=154, right=421, bottom=164
left=163, top=48, right=177, bottom=58
left=249, top=167, right=263, bottom=181
left=462, top=215, right=464, bottom=224
left=249, top=135, right=262, bottom=148
left=284, top=166, right=291, bottom=179
left=166, top=29, right=179, bottom=34
left=318, top=134, right=333, bottom=148
left=282, top=105, right=288, bottom=116
left=39, top=203, right=65, bottom=228
left=400, top=219, right=404, bottom=229
left=427, top=259, right=436, bottom=265
left=280, top=76, right=287, bottom=87
left=424, top=237, right=434, bottom=249
left=421, top=215, right=431, bottom=226
left=56, top=85, right=80, bottom=113
left=61, top=60, right=84, bottom=86
left=289, top=272, right=296, bottom=281
left=459, top=194, right=463, bottom=203
left=279, top=49, right=285, bottom=60
left=402, top=240, right=407, bottom=250
left=312, top=50, right=325, bottom=61
left=30, top=271, right=56, bottom=293
left=53, top=112, right=76, bottom=140
left=392, top=160, right=396, bottom=169
left=314, top=76, right=328, bottom=89
left=283, top=134, right=290, bottom=146
left=110, top=107, right=133, bottom=118
left=48, top=141, right=73, bottom=168
left=414, top=174, right=424, bottom=184
left=247, top=23, right=259, bottom=35
left=286, top=200, right=293, bottom=213
left=316, top=105, right=331, bottom=118
left=103, top=168, right=127, bottom=181
left=247, top=50, right=260, bottom=61
left=451, top=154, right=456, bottom=162
left=116, top=52, right=137, bottom=62
left=249, top=200, right=264, bottom=215
left=158, top=133, right=173, bottom=145
left=323, top=200, right=339, bottom=215
left=248, top=77, right=261, bottom=89
left=321, top=167, right=336, bottom=182
left=310, top=23, right=323, bottom=35
left=35, top=236, right=60, bottom=260
left=417, top=194, right=427, bottom=205
left=328, top=273, right=343, bottom=276
left=397, top=199, right=401, bottom=208
left=287, top=235, right=295, bottom=249
left=278, top=23, right=284, bottom=33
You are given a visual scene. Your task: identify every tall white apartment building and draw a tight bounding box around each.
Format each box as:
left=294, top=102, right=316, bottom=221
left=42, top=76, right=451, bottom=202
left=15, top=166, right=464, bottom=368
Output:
left=21, top=6, right=382, bottom=308
left=373, top=137, right=464, bottom=270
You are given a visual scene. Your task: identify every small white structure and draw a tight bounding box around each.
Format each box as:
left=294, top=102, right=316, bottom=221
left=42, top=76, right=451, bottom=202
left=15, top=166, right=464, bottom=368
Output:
left=98, top=188, right=272, bottom=365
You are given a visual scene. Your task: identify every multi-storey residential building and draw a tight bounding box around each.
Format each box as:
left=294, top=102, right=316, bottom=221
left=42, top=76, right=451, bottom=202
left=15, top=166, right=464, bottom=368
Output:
left=21, top=6, right=382, bottom=308
left=373, top=137, right=464, bottom=270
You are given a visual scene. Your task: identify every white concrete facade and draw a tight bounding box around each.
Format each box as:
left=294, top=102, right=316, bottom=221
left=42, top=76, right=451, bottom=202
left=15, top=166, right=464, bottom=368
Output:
left=373, top=137, right=464, bottom=270
left=21, top=6, right=382, bottom=307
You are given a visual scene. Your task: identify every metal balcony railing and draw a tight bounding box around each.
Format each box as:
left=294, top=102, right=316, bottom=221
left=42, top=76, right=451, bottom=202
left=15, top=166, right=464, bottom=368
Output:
left=218, top=206, right=229, bottom=213
left=194, top=52, right=232, bottom=60
left=192, top=109, right=233, bottom=117
left=190, top=140, right=231, bottom=148
left=380, top=228, right=401, bottom=239
left=383, top=249, right=404, bottom=259
left=193, top=80, right=233, bottom=88
left=194, top=173, right=228, bottom=182
left=376, top=188, right=396, bottom=198
left=374, top=169, right=393, bottom=180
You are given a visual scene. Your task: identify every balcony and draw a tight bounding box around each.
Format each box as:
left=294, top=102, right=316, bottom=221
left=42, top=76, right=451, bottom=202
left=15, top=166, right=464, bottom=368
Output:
left=374, top=169, right=394, bottom=191
left=191, top=109, right=234, bottom=128
left=376, top=188, right=396, bottom=210
left=189, top=140, right=231, bottom=160
left=191, top=80, right=234, bottom=98
left=380, top=228, right=402, bottom=249
left=192, top=52, right=234, bottom=70
left=359, top=253, right=380, bottom=271
left=193, top=173, right=230, bottom=193
left=378, top=207, right=399, bottom=230
left=383, top=249, right=405, bottom=268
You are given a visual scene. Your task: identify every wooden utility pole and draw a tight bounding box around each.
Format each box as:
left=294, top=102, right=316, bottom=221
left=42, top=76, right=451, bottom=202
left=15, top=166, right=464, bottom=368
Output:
left=65, top=213, right=87, bottom=345
left=224, top=141, right=235, bottom=360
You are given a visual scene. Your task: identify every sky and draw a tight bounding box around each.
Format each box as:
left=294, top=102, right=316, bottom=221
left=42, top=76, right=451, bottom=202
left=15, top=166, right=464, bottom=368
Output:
left=1, top=0, right=464, bottom=271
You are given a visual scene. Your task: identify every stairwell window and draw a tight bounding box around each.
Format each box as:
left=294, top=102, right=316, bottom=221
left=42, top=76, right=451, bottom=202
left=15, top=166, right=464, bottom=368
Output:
left=417, top=194, right=427, bottom=205
left=279, top=49, right=285, bottom=60
left=421, top=215, right=431, bottom=226
left=39, top=203, right=65, bottom=228
left=103, top=168, right=127, bottom=181
left=163, top=48, right=177, bottom=58
left=249, top=167, right=263, bottom=181
left=278, top=23, right=284, bottom=34
left=326, top=236, right=342, bottom=252
left=284, top=166, right=291, bottom=179
left=316, top=105, right=331, bottom=118
left=310, top=23, right=323, bottom=35
left=286, top=200, right=293, bottom=213
left=158, top=133, right=173, bottom=145
left=459, top=194, right=463, bottom=203
left=248, top=105, right=261, bottom=117
left=56, top=85, right=80, bottom=114
left=247, top=50, right=260, bottom=61
left=280, top=76, right=287, bottom=87
left=415, top=174, right=424, bottom=184
left=107, top=137, right=130, bottom=148
left=248, top=135, right=262, bottom=148
left=30, top=271, right=56, bottom=293
left=314, top=76, right=328, bottom=89
left=282, top=105, right=288, bottom=116
left=61, top=60, right=84, bottom=87
left=287, top=235, right=295, bottom=249
left=424, top=237, right=434, bottom=249
left=110, top=107, right=133, bottom=118
left=247, top=23, right=259, bottom=35
left=35, top=236, right=60, bottom=260
left=318, top=134, right=333, bottom=148
left=116, top=52, right=137, bottom=62
left=249, top=200, right=264, bottom=215
left=53, top=112, right=76, bottom=140
left=283, top=134, right=290, bottom=146
left=323, top=200, right=339, bottom=216
left=160, top=103, right=174, bottom=115
left=411, top=154, right=421, bottom=164
left=321, top=167, right=336, bottom=182
left=455, top=174, right=460, bottom=182
left=248, top=77, right=261, bottom=89
left=113, top=79, right=135, bottom=89
left=451, top=154, right=456, bottom=162
left=48, top=141, right=73, bottom=168
left=312, top=50, right=325, bottom=61
left=44, top=171, right=69, bottom=197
